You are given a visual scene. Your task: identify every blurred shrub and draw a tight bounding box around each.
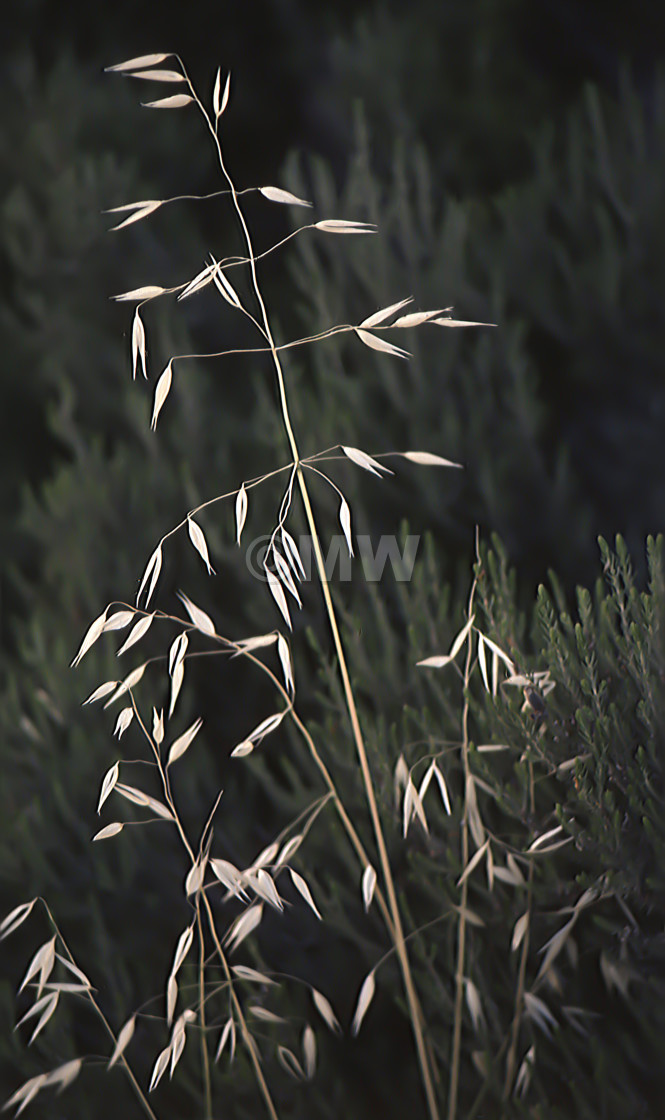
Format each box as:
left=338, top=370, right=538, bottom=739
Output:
left=264, top=531, right=665, bottom=1117
left=2, top=45, right=665, bottom=1120
left=278, top=71, right=665, bottom=590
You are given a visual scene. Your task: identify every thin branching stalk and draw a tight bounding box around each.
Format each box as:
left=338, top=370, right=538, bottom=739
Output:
left=296, top=488, right=439, bottom=1119
left=133, top=609, right=400, bottom=953
left=182, top=66, right=440, bottom=1120
left=3, top=54, right=503, bottom=1120
left=196, top=901, right=213, bottom=1120
left=289, top=708, right=396, bottom=943
left=42, top=903, right=159, bottom=1120
left=201, top=893, right=279, bottom=1120
left=130, top=693, right=281, bottom=1120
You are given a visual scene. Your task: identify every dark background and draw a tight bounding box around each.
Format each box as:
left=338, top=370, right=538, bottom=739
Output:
left=2, top=0, right=664, bottom=645
left=1, top=2, right=665, bottom=1116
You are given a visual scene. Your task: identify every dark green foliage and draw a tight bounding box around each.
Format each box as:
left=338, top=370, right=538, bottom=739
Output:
left=262, top=533, right=665, bottom=1118
left=322, top=0, right=664, bottom=196
left=2, top=29, right=665, bottom=1120
left=0, top=51, right=211, bottom=650
left=279, top=72, right=665, bottom=589
left=0, top=55, right=281, bottom=1117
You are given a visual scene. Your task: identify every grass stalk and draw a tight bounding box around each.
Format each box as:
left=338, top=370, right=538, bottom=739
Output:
left=185, top=68, right=440, bottom=1120
left=201, top=892, right=279, bottom=1120
left=42, top=903, right=159, bottom=1120
left=296, top=486, right=440, bottom=1120
left=3, top=53, right=503, bottom=1120
left=131, top=691, right=281, bottom=1120
left=196, top=901, right=213, bottom=1120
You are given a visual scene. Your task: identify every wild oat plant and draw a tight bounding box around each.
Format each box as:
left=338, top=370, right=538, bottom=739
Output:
left=1, top=55, right=504, bottom=1119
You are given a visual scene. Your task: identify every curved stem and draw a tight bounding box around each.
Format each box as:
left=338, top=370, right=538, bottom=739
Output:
left=41, top=903, right=158, bottom=1120
left=180, top=68, right=439, bottom=1120
left=130, top=694, right=277, bottom=1119
left=288, top=709, right=397, bottom=944
left=201, top=892, right=279, bottom=1120
left=196, top=901, right=213, bottom=1120
left=295, top=481, right=438, bottom=1120
left=204, top=93, right=439, bottom=1120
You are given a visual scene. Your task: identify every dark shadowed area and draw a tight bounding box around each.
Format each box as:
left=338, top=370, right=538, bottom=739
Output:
left=1, top=3, right=664, bottom=1118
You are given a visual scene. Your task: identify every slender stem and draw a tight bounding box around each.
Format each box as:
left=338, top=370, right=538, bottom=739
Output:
left=503, top=762, right=535, bottom=1100
left=196, top=901, right=213, bottom=1120
left=41, top=903, right=159, bottom=1120
left=201, top=893, right=279, bottom=1120
left=289, top=709, right=397, bottom=944
left=447, top=579, right=476, bottom=1120
left=189, top=72, right=438, bottom=1120
left=131, top=697, right=278, bottom=1119
left=295, top=481, right=438, bottom=1120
